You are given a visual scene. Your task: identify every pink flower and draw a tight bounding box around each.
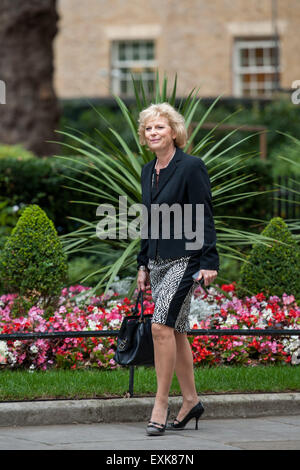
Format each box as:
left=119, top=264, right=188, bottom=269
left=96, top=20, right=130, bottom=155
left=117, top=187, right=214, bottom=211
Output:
left=282, top=294, right=295, bottom=305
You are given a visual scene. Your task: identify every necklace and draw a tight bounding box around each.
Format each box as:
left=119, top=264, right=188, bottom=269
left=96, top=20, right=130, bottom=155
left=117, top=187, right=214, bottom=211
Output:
left=155, top=148, right=176, bottom=173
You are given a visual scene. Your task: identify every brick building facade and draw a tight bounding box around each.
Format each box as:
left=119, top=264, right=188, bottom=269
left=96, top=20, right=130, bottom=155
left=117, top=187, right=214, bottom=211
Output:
left=53, top=0, right=300, bottom=99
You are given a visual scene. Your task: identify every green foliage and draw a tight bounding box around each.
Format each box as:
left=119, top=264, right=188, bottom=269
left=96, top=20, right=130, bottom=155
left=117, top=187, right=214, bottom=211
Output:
left=212, top=155, right=273, bottom=233
left=190, top=96, right=300, bottom=163
left=59, top=103, right=138, bottom=155
left=0, top=199, right=24, bottom=250
left=271, top=132, right=300, bottom=236
left=0, top=205, right=68, bottom=311
left=0, top=156, right=100, bottom=235
left=238, top=217, right=300, bottom=300
left=0, top=143, right=35, bottom=160
left=270, top=140, right=300, bottom=178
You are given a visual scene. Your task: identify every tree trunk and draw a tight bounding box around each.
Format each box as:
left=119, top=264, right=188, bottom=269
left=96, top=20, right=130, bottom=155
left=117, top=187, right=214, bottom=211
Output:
left=0, top=0, right=61, bottom=156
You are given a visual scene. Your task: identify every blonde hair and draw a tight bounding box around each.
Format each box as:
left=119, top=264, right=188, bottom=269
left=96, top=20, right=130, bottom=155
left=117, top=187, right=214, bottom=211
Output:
left=138, top=102, right=187, bottom=149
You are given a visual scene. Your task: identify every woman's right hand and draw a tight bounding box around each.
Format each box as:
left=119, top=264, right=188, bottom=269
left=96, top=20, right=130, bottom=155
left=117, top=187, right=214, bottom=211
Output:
left=137, top=269, right=150, bottom=292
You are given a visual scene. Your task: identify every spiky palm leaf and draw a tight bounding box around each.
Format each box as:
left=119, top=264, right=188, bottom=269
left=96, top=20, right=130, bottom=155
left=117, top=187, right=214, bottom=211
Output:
left=49, top=72, right=282, bottom=298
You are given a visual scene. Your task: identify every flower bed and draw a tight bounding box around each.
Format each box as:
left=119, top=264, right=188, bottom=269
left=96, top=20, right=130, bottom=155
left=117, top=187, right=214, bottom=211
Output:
left=190, top=284, right=300, bottom=366
left=0, top=283, right=299, bottom=370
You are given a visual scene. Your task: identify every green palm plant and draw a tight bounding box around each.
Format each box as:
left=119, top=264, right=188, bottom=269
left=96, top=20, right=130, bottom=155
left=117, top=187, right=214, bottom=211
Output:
left=49, top=72, right=283, bottom=299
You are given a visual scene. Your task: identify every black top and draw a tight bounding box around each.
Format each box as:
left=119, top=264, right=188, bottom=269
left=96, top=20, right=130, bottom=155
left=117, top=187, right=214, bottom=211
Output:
left=151, top=162, right=174, bottom=257
left=151, top=161, right=174, bottom=201
left=137, top=146, right=220, bottom=272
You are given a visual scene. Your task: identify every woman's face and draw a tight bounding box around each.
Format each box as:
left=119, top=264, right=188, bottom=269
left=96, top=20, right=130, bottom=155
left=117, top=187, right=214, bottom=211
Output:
left=144, top=116, right=176, bottom=153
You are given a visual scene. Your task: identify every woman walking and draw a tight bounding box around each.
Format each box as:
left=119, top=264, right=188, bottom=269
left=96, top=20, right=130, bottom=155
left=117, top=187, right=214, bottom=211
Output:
left=136, top=103, right=219, bottom=436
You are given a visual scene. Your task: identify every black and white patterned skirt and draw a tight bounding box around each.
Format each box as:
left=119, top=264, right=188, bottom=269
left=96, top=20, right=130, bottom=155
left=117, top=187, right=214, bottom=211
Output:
left=147, top=253, right=200, bottom=334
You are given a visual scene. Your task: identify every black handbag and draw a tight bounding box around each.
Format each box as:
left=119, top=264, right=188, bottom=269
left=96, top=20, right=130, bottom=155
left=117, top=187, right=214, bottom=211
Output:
left=114, top=290, right=154, bottom=366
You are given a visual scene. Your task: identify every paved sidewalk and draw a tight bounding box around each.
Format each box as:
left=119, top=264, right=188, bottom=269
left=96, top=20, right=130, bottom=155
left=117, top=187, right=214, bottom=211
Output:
left=0, top=415, right=299, bottom=450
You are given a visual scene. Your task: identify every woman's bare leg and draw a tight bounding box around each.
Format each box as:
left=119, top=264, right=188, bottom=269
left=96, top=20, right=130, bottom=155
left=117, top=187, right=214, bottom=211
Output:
left=149, top=323, right=176, bottom=426
left=173, top=331, right=199, bottom=421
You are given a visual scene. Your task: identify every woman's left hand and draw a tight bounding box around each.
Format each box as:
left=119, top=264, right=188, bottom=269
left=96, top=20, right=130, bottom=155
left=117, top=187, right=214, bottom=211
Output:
left=196, top=269, right=218, bottom=286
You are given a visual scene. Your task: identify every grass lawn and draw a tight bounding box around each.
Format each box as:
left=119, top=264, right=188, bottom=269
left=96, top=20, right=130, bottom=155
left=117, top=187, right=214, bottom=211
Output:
left=0, top=365, right=299, bottom=401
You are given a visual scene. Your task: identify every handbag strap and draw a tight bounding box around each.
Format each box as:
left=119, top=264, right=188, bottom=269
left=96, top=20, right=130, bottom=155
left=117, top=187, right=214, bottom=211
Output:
left=132, top=290, right=144, bottom=318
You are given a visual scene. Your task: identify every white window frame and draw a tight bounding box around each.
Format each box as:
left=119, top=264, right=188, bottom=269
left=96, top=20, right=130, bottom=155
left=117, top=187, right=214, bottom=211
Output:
left=233, top=39, right=280, bottom=98
left=111, top=40, right=157, bottom=97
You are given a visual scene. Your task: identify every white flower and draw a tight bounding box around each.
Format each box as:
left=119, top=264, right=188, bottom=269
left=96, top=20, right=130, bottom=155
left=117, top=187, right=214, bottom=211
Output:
left=13, top=340, right=22, bottom=348
left=224, top=314, right=238, bottom=327
left=256, top=318, right=267, bottom=328
left=282, top=337, right=300, bottom=354
left=262, top=308, right=273, bottom=320
left=0, top=341, right=8, bottom=362
left=107, top=300, right=119, bottom=307
left=0, top=340, right=7, bottom=354
left=7, top=352, right=17, bottom=364
left=30, top=345, right=38, bottom=354
left=189, top=296, right=220, bottom=323
left=291, top=350, right=300, bottom=365
left=87, top=319, right=97, bottom=331
left=110, top=319, right=121, bottom=328
left=250, top=307, right=260, bottom=317
left=29, top=364, right=36, bottom=373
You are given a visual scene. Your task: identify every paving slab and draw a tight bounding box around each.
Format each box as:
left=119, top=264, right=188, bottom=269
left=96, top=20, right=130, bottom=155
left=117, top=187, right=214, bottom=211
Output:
left=0, top=415, right=299, bottom=450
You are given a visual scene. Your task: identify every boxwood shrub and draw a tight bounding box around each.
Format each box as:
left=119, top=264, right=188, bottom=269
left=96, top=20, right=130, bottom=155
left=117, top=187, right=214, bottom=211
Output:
left=0, top=204, right=68, bottom=313
left=238, top=217, right=300, bottom=301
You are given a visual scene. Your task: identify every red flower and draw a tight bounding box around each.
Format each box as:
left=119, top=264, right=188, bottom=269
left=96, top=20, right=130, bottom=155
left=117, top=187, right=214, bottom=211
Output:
left=255, top=293, right=266, bottom=302
left=221, top=283, right=236, bottom=292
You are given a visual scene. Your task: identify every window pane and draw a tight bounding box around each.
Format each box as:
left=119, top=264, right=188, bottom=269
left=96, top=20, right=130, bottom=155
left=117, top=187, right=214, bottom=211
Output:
left=255, top=48, right=264, bottom=66
left=112, top=40, right=155, bottom=96
left=133, top=42, right=140, bottom=60
left=146, top=42, right=154, bottom=60
left=270, top=47, right=279, bottom=66
left=240, top=48, right=249, bottom=66
left=257, top=73, right=265, bottom=82
left=235, top=39, right=280, bottom=97
left=119, top=43, right=126, bottom=61
left=243, top=88, right=251, bottom=96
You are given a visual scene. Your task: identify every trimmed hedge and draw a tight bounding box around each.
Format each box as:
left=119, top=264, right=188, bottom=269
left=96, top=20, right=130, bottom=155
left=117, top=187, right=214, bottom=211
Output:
left=238, top=217, right=300, bottom=301
left=0, top=155, right=100, bottom=236
left=0, top=204, right=68, bottom=314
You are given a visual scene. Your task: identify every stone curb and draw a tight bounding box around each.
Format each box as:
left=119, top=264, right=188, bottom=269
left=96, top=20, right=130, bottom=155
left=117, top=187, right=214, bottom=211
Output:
left=0, top=393, right=300, bottom=427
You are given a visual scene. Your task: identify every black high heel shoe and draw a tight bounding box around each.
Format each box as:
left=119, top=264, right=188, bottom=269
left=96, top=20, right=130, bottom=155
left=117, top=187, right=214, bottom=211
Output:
left=168, top=401, right=204, bottom=430
left=146, top=407, right=170, bottom=436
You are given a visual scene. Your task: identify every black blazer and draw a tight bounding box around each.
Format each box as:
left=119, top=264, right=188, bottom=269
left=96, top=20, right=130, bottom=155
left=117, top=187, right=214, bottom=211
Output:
left=137, top=146, right=219, bottom=272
